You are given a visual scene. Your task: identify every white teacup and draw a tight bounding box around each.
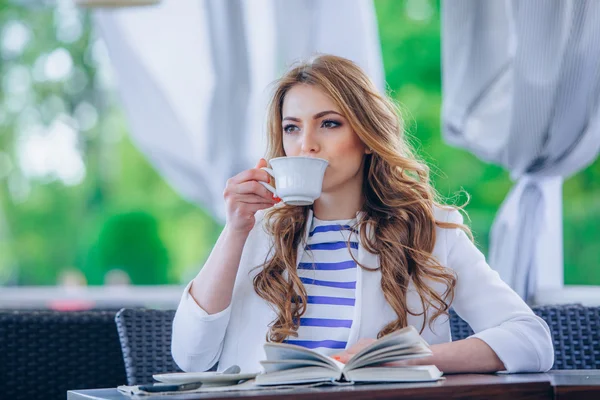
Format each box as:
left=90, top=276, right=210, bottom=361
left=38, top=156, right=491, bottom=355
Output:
left=259, top=156, right=329, bottom=206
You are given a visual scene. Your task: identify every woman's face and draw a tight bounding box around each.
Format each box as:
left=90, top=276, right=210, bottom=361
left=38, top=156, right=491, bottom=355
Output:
left=281, top=84, right=370, bottom=194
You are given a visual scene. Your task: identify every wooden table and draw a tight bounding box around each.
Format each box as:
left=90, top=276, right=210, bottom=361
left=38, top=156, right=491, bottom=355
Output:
left=67, top=370, right=600, bottom=400
left=549, top=370, right=600, bottom=400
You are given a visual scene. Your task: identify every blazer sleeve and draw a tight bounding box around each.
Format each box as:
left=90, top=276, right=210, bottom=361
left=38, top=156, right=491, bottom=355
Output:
left=445, top=209, right=555, bottom=372
left=171, top=210, right=268, bottom=372
left=171, top=280, right=232, bottom=372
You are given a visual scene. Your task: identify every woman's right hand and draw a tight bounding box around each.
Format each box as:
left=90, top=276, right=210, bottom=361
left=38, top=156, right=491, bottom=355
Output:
left=223, top=158, right=280, bottom=235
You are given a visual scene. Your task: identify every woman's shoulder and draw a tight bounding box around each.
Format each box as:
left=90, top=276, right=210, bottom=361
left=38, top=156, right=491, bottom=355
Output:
left=433, top=204, right=465, bottom=225
left=432, top=205, right=469, bottom=258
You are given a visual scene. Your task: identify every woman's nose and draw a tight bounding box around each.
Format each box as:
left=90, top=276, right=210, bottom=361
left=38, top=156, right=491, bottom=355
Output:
left=300, top=129, right=320, bottom=154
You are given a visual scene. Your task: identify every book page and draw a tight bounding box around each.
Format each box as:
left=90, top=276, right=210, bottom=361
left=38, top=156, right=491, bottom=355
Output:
left=358, top=343, right=429, bottom=360
left=351, top=326, right=425, bottom=357
left=349, top=351, right=433, bottom=370
left=343, top=365, right=443, bottom=383
left=255, top=366, right=341, bottom=386
left=346, top=344, right=431, bottom=369
left=261, top=359, right=335, bottom=374
left=263, top=342, right=343, bottom=371
left=344, top=326, right=430, bottom=371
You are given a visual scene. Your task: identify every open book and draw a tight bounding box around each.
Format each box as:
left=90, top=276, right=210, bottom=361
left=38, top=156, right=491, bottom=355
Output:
left=255, top=325, right=442, bottom=386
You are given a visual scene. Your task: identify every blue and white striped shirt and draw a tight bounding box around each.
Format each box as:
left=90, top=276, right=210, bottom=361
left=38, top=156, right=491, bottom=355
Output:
left=285, top=216, right=359, bottom=356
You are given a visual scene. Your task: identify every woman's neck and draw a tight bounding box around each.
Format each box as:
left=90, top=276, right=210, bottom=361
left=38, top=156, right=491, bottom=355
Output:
left=312, top=178, right=364, bottom=221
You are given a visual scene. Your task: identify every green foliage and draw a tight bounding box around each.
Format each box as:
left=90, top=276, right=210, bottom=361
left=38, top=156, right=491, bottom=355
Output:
left=84, top=211, right=170, bottom=285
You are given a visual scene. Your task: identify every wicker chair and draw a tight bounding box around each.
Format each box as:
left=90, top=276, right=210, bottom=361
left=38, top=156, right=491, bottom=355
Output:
left=0, top=310, right=127, bottom=400
left=450, top=304, right=600, bottom=369
left=115, top=308, right=183, bottom=385
left=114, top=304, right=599, bottom=386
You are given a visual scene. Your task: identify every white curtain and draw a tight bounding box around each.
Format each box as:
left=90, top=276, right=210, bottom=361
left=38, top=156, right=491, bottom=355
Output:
left=442, top=0, right=600, bottom=300
left=92, top=0, right=383, bottom=222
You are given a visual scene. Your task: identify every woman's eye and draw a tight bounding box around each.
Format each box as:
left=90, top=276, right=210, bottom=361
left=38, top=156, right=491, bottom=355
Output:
left=283, top=124, right=299, bottom=134
left=322, top=120, right=341, bottom=129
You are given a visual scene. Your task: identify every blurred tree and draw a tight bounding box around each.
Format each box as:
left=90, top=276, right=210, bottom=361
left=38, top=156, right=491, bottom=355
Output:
left=85, top=211, right=169, bottom=285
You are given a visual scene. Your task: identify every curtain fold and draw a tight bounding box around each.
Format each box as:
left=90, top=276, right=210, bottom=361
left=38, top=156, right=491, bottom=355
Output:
left=442, top=0, right=600, bottom=300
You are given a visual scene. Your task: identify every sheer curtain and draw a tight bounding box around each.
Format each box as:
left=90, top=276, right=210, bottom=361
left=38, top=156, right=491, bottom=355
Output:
left=442, top=0, right=600, bottom=300
left=92, top=0, right=384, bottom=222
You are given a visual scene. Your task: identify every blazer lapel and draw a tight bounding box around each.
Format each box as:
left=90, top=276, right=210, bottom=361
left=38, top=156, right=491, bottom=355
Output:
left=296, top=208, right=313, bottom=267
left=349, top=217, right=397, bottom=345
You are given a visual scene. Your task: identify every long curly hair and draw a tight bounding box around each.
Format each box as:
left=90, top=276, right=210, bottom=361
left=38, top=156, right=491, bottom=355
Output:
left=253, top=54, right=470, bottom=342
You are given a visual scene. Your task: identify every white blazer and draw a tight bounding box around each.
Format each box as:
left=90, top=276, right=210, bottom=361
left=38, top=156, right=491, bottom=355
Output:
left=172, top=207, right=554, bottom=374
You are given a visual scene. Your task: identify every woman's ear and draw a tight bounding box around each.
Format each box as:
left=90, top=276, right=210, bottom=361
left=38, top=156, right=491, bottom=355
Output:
left=365, top=147, right=373, bottom=154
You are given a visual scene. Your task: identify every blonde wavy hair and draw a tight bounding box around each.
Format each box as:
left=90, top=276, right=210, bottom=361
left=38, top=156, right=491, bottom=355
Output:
left=253, top=54, right=470, bottom=342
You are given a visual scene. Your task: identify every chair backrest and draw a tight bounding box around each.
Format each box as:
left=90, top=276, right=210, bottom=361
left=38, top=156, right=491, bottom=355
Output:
left=450, top=304, right=600, bottom=369
left=0, top=310, right=127, bottom=400
left=114, top=304, right=599, bottom=385
left=115, top=308, right=182, bottom=385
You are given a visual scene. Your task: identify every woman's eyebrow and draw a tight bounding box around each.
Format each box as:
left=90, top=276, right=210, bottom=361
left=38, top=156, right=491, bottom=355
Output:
left=282, top=110, right=343, bottom=122
left=313, top=110, right=343, bottom=119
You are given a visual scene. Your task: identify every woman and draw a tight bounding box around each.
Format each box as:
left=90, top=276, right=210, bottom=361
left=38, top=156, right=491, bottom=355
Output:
left=171, top=55, right=554, bottom=374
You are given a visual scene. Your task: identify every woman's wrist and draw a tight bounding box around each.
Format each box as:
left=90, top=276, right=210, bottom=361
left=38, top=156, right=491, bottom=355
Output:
left=222, top=224, right=252, bottom=241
